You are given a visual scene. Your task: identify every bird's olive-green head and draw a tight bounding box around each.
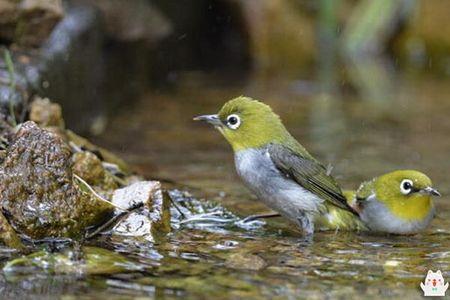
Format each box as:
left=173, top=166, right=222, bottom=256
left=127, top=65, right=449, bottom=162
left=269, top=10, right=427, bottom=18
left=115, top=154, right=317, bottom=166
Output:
left=373, top=170, right=440, bottom=221
left=194, top=96, right=294, bottom=151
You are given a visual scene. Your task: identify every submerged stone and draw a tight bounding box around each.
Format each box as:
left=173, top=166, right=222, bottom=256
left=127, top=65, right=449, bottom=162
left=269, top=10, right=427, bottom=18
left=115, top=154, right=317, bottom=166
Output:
left=225, top=252, right=267, bottom=271
left=3, top=246, right=142, bottom=275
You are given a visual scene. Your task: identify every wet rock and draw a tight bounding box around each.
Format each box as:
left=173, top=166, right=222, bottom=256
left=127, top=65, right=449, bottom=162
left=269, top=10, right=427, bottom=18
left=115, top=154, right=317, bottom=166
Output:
left=0, top=0, right=64, bottom=46
left=0, top=121, right=113, bottom=240
left=29, top=96, right=130, bottom=176
left=29, top=96, right=64, bottom=128
left=0, top=101, right=163, bottom=248
left=112, top=212, right=153, bottom=241
left=112, top=181, right=159, bottom=210
left=72, top=151, right=118, bottom=198
left=72, top=151, right=106, bottom=185
left=67, top=130, right=130, bottom=174
left=149, top=188, right=171, bottom=235
left=28, top=102, right=69, bottom=141
left=225, top=252, right=267, bottom=271
left=0, top=209, right=25, bottom=250
left=111, top=181, right=171, bottom=241
left=18, top=0, right=64, bottom=46
left=0, top=112, right=15, bottom=143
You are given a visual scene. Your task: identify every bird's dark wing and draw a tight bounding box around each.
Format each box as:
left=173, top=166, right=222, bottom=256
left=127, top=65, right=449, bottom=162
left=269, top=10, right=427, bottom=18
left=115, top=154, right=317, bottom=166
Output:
left=267, top=143, right=357, bottom=214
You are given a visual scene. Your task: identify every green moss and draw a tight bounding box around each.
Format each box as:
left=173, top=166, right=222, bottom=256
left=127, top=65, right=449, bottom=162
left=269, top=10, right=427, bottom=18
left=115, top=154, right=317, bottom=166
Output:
left=3, top=246, right=142, bottom=275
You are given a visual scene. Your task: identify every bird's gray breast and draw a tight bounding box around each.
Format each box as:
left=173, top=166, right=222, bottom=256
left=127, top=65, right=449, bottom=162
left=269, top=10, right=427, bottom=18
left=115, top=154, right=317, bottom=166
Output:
left=234, top=148, right=322, bottom=223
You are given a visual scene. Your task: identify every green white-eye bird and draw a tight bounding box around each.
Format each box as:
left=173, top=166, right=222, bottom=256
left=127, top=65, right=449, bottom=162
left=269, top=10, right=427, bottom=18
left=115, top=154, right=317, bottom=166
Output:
left=344, top=170, right=440, bottom=235
left=194, top=96, right=357, bottom=235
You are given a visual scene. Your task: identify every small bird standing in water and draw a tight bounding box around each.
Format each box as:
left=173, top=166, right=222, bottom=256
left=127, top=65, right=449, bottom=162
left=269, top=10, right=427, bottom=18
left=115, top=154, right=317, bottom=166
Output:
left=345, top=170, right=440, bottom=235
left=194, top=96, right=357, bottom=235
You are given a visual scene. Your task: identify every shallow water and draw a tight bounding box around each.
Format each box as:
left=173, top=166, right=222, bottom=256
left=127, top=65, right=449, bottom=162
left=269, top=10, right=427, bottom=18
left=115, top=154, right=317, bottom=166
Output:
left=2, top=74, right=450, bottom=299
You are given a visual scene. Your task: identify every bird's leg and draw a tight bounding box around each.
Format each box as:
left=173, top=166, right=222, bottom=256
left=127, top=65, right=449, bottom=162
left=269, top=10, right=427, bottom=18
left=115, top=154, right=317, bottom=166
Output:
left=325, top=163, right=334, bottom=176
left=297, top=210, right=315, bottom=236
left=242, top=212, right=281, bottom=223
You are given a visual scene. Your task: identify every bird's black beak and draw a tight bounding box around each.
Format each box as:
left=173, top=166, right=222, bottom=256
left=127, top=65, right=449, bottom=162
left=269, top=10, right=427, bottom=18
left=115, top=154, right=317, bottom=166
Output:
left=193, top=114, right=222, bottom=127
left=422, top=187, right=441, bottom=197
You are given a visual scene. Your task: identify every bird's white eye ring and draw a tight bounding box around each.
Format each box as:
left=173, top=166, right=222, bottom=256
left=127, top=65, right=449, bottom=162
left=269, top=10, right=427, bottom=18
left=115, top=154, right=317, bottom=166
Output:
left=400, top=179, right=414, bottom=195
left=226, top=114, right=241, bottom=130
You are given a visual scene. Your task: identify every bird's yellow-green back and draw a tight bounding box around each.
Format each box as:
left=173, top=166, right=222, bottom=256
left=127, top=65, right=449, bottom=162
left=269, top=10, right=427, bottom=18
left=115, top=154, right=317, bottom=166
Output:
left=316, top=190, right=367, bottom=231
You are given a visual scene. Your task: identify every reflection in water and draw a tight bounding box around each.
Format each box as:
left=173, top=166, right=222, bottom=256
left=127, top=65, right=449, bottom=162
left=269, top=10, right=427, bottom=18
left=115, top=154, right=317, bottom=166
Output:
left=1, top=74, right=449, bottom=298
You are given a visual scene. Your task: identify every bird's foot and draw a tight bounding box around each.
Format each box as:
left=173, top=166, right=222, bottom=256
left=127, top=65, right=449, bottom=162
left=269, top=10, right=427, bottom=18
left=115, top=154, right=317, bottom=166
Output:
left=297, top=234, right=314, bottom=247
left=297, top=210, right=315, bottom=236
left=242, top=212, right=281, bottom=223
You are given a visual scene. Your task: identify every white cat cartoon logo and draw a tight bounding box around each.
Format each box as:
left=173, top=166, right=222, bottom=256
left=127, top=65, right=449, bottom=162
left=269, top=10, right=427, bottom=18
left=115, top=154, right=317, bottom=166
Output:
left=420, top=270, right=448, bottom=297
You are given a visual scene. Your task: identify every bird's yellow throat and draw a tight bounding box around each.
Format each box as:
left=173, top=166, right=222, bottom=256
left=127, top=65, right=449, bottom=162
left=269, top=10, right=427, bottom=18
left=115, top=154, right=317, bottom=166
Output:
left=385, top=195, right=433, bottom=221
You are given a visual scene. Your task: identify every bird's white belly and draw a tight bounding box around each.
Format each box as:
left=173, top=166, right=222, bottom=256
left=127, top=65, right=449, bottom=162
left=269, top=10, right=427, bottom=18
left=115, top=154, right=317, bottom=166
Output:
left=234, top=148, right=323, bottom=224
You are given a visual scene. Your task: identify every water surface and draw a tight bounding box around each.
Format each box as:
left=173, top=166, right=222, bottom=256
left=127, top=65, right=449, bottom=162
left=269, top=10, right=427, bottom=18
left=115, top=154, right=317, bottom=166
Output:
left=2, top=74, right=450, bottom=299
